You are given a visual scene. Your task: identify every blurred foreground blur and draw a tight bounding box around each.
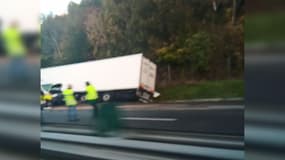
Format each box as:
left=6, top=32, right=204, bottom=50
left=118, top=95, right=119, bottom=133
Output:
left=246, top=0, right=285, bottom=159
left=0, top=0, right=39, bottom=159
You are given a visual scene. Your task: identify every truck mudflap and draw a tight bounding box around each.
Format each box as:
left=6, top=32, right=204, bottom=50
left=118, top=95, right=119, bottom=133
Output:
left=153, top=91, right=160, bottom=98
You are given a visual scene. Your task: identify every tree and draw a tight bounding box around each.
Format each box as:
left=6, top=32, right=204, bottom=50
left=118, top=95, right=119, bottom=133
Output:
left=188, top=32, right=211, bottom=73
left=41, top=14, right=67, bottom=67
left=41, top=0, right=244, bottom=82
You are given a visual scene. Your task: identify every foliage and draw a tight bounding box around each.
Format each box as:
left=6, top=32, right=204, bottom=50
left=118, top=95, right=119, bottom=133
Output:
left=41, top=0, right=244, bottom=83
left=188, top=32, right=212, bottom=72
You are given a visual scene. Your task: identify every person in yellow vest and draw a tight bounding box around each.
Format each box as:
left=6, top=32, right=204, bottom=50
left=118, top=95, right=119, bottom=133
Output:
left=63, top=84, right=79, bottom=121
left=2, top=21, right=26, bottom=57
left=41, top=90, right=53, bottom=109
left=85, top=81, right=99, bottom=117
left=2, top=20, right=27, bottom=82
left=43, top=92, right=53, bottom=107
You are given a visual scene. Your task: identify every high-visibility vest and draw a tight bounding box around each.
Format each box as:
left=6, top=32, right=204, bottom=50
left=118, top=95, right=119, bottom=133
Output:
left=63, top=89, right=77, bottom=106
left=2, top=27, right=26, bottom=57
left=85, top=85, right=98, bottom=101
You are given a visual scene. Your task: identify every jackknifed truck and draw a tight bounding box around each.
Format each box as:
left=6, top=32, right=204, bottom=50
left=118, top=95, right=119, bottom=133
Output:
left=41, top=53, right=158, bottom=106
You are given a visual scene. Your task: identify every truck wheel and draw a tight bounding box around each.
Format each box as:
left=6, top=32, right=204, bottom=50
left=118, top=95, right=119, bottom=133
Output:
left=80, top=96, right=86, bottom=103
left=103, top=94, right=111, bottom=102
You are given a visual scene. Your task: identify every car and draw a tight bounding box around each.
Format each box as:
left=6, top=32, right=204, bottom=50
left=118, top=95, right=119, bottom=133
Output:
left=41, top=83, right=85, bottom=106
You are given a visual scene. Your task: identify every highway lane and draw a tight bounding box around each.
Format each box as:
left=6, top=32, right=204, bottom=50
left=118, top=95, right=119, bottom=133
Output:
left=42, top=103, right=244, bottom=136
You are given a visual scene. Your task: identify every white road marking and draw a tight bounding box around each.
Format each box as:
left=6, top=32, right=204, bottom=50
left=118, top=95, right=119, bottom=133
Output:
left=121, top=117, right=177, bottom=121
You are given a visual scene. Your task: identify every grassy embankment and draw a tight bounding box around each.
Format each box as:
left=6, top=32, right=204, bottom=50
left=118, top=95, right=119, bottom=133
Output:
left=157, top=80, right=243, bottom=101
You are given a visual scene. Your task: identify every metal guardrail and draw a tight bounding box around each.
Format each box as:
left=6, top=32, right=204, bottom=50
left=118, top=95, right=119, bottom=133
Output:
left=42, top=125, right=244, bottom=149
left=41, top=132, right=244, bottom=160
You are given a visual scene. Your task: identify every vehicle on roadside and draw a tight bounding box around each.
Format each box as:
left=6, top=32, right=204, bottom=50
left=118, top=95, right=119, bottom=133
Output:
left=41, top=84, right=64, bottom=107
left=41, top=53, right=159, bottom=106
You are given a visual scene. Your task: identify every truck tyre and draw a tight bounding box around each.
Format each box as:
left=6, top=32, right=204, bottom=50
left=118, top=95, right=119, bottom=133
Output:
left=103, top=94, right=111, bottom=102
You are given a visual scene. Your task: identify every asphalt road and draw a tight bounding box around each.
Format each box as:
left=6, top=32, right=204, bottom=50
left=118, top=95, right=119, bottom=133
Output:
left=42, top=103, right=244, bottom=136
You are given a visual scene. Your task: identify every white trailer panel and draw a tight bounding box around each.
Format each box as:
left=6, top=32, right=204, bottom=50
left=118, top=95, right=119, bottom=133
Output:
left=41, top=54, right=145, bottom=92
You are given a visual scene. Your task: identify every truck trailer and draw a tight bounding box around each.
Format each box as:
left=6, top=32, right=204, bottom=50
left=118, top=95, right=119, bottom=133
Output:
left=41, top=53, right=157, bottom=105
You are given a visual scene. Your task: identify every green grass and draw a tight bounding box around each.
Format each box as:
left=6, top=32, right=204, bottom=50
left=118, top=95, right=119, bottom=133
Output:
left=157, top=80, right=244, bottom=101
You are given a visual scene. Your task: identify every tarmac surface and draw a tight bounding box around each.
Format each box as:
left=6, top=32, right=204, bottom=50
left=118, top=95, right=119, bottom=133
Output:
left=42, top=102, right=244, bottom=136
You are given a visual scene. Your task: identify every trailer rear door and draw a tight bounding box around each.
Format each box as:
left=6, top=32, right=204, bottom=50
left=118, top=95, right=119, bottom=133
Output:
left=140, top=57, right=157, bottom=93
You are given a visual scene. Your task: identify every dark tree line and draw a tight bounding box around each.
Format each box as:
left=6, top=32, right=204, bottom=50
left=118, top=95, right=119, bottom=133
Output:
left=41, top=0, right=244, bottom=85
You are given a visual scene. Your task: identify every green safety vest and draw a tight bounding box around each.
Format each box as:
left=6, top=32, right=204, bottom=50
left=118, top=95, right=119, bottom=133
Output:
left=86, top=85, right=98, bottom=101
left=2, top=27, right=26, bottom=57
left=63, top=89, right=77, bottom=106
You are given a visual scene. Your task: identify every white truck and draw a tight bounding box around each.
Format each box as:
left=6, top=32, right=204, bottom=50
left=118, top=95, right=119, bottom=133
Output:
left=41, top=53, right=158, bottom=105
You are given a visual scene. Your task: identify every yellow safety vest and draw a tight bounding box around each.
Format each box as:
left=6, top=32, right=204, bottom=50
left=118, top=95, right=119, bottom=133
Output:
left=63, top=89, right=77, bottom=106
left=2, top=27, right=26, bottom=57
left=85, top=85, right=98, bottom=100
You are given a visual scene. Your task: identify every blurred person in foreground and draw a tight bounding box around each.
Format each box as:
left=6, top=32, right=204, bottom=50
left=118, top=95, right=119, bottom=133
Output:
left=2, top=20, right=28, bottom=85
left=63, top=84, right=79, bottom=121
left=96, top=102, right=121, bottom=136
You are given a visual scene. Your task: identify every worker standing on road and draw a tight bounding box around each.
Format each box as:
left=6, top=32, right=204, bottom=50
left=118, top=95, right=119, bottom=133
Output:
left=63, top=84, right=79, bottom=121
left=85, top=81, right=99, bottom=135
left=85, top=81, right=99, bottom=117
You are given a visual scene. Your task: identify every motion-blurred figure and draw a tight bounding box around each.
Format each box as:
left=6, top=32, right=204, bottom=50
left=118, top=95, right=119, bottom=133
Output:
left=2, top=20, right=28, bottom=84
left=3, top=21, right=26, bottom=57
left=63, top=84, right=79, bottom=121
left=96, top=102, right=121, bottom=136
